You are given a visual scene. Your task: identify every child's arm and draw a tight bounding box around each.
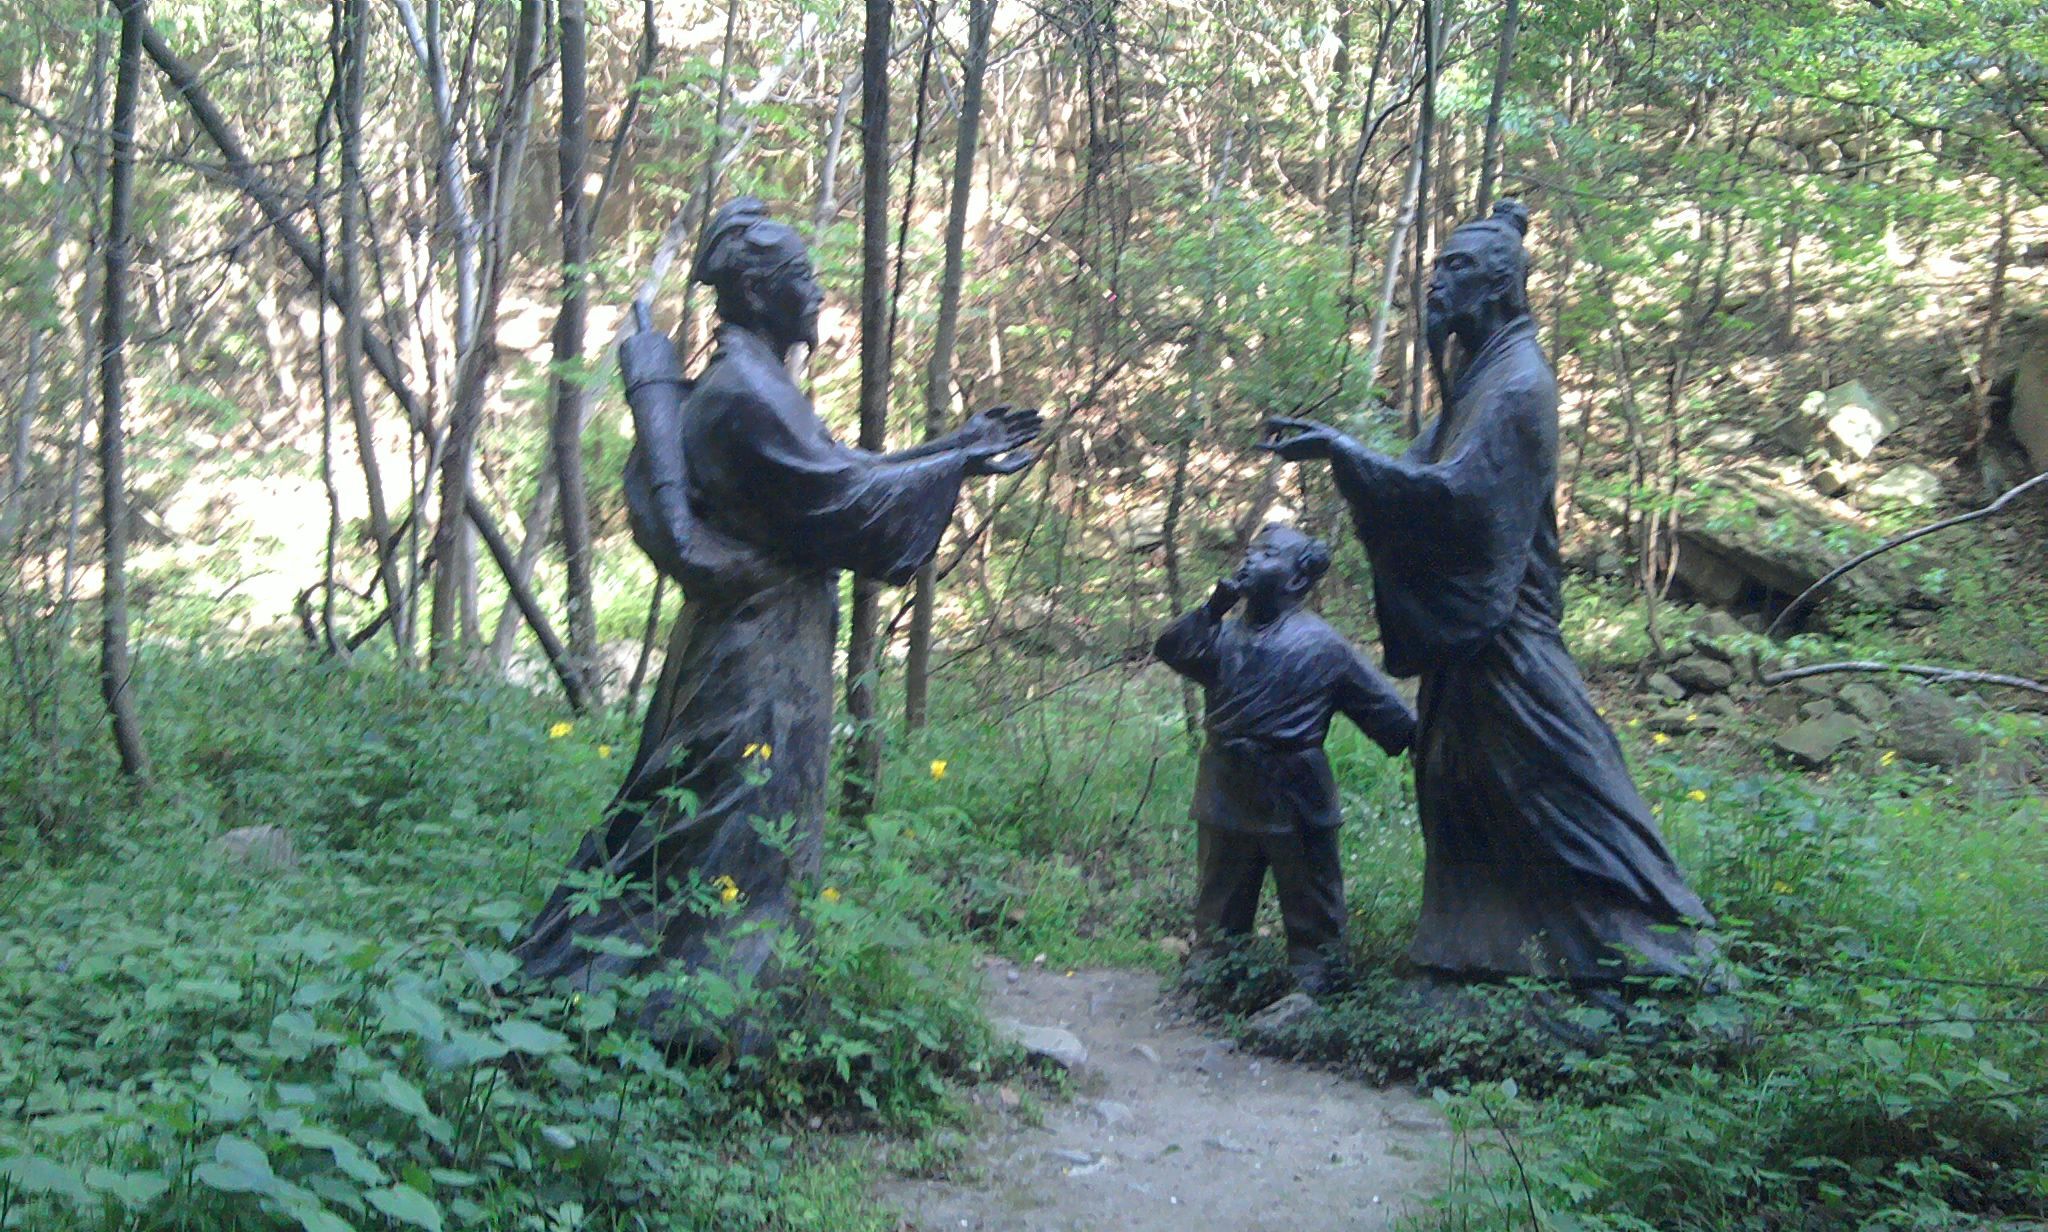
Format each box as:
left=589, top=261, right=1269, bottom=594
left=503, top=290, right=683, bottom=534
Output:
left=1334, top=647, right=1417, bottom=755
left=1152, top=579, right=1238, bottom=688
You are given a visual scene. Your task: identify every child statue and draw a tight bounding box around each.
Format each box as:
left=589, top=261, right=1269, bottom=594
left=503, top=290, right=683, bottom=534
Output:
left=1154, top=523, right=1416, bottom=995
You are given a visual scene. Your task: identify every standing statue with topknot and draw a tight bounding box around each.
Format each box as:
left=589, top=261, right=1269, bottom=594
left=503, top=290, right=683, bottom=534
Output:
left=511, top=199, right=1040, bottom=1047
left=1260, top=201, right=1714, bottom=986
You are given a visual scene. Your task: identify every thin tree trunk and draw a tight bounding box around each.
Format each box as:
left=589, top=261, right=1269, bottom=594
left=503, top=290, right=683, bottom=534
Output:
left=98, top=0, right=150, bottom=781
left=811, top=69, right=861, bottom=237
left=135, top=12, right=587, bottom=707
left=1969, top=184, right=2014, bottom=460
left=1365, top=121, right=1425, bottom=390
left=486, top=463, right=558, bottom=667
left=551, top=0, right=600, bottom=697
left=1161, top=129, right=1237, bottom=741
left=842, top=0, right=894, bottom=818
left=338, top=0, right=412, bottom=665
left=904, top=0, right=995, bottom=732
left=1473, top=0, right=1520, bottom=216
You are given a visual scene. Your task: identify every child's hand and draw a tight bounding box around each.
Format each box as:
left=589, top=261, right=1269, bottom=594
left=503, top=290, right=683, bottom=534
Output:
left=1208, top=576, right=1243, bottom=614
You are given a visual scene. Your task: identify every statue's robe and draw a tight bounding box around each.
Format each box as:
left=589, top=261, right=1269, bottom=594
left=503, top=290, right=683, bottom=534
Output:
left=1329, top=316, right=1713, bottom=981
left=513, top=324, right=967, bottom=1043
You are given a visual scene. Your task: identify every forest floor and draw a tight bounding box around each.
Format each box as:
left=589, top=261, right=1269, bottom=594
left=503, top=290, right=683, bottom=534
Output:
left=874, top=962, right=1449, bottom=1232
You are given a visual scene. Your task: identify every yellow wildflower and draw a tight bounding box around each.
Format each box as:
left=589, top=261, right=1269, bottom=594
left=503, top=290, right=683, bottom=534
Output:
left=820, top=887, right=841, bottom=903
left=1955, top=871, right=1971, bottom=882
left=1773, top=880, right=1792, bottom=894
left=1685, top=713, right=1699, bottom=724
left=548, top=721, right=573, bottom=739
left=713, top=874, right=741, bottom=904
left=930, top=759, right=949, bottom=781
left=1687, top=789, right=1708, bottom=803
left=597, top=744, right=613, bottom=759
left=1652, top=732, right=1671, bottom=745
left=743, top=742, right=773, bottom=760
left=1879, top=750, right=1897, bottom=766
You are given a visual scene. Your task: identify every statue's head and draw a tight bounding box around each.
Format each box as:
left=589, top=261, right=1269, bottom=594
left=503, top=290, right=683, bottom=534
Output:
left=1426, top=199, right=1531, bottom=347
left=693, top=197, right=823, bottom=355
left=1235, top=521, right=1332, bottom=613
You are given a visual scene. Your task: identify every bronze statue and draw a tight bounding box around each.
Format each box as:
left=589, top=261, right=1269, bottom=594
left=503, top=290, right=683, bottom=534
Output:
left=1260, top=201, right=1713, bottom=985
left=512, top=198, right=1040, bottom=1044
left=1154, top=522, right=1415, bottom=995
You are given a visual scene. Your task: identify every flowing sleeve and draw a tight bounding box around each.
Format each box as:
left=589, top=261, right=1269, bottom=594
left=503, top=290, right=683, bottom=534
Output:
left=1328, top=376, right=1556, bottom=667
left=1332, top=643, right=1417, bottom=756
left=618, top=327, right=772, bottom=591
left=1153, top=605, right=1224, bottom=688
left=704, top=361, right=969, bottom=587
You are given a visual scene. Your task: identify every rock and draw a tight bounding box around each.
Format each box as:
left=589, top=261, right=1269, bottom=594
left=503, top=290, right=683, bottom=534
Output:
left=1858, top=464, right=1944, bottom=509
left=1647, top=672, right=1688, bottom=702
left=992, top=1019, right=1088, bottom=1069
left=1801, top=699, right=1842, bottom=721
left=1155, top=935, right=1191, bottom=959
left=1810, top=462, right=1864, bottom=498
left=1665, top=465, right=1921, bottom=625
left=1699, top=695, right=1745, bottom=720
left=209, top=825, right=298, bottom=873
left=1898, top=608, right=1939, bottom=629
left=1759, top=692, right=1803, bottom=723
left=1837, top=682, right=1893, bottom=723
left=1772, top=712, right=1867, bottom=767
left=1668, top=656, right=1736, bottom=694
left=1092, top=1100, right=1135, bottom=1129
left=1789, top=380, right=1899, bottom=461
left=2009, top=320, right=2048, bottom=471
left=1699, top=424, right=1759, bottom=454
left=1647, top=712, right=1720, bottom=735
left=1245, top=991, right=1320, bottom=1038
left=1130, top=1043, right=1161, bottom=1065
left=1885, top=687, right=1983, bottom=768
left=1203, top=1136, right=1254, bottom=1154
left=1687, top=611, right=1748, bottom=661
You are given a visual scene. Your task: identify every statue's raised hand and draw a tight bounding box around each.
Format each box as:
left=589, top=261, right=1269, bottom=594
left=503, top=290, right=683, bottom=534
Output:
left=961, top=404, right=1043, bottom=477
left=1257, top=416, right=1352, bottom=463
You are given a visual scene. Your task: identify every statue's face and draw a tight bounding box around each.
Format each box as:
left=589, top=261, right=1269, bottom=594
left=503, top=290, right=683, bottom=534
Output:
left=755, top=256, right=824, bottom=351
left=1426, top=228, right=1507, bottom=338
left=1233, top=526, right=1313, bottom=605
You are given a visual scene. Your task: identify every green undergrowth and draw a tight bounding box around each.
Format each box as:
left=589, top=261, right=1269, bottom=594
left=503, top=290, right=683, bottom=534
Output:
left=0, top=654, right=1017, bottom=1231
left=3, top=587, right=2044, bottom=1232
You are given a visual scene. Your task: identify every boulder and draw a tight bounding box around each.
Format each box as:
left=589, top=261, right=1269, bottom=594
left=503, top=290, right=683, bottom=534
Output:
left=1810, top=462, right=1864, bottom=498
left=1772, top=711, right=1867, bottom=768
left=1669, top=465, right=1923, bottom=626
left=991, top=1018, right=1088, bottom=1069
left=1837, top=682, right=1893, bottom=723
left=1245, top=992, right=1320, bottom=1039
left=2010, top=323, right=2048, bottom=471
left=1668, top=655, right=1736, bottom=694
left=1647, top=672, right=1687, bottom=702
left=1782, top=380, right=1899, bottom=461
left=1858, top=464, right=1944, bottom=509
left=1884, top=687, right=1983, bottom=768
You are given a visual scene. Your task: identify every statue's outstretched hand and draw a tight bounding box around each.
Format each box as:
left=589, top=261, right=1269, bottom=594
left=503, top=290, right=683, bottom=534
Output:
left=962, top=404, right=1043, bottom=477
left=1257, top=416, right=1349, bottom=463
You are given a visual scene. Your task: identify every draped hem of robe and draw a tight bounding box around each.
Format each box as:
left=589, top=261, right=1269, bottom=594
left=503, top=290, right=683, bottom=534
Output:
left=1405, top=599, right=1716, bottom=983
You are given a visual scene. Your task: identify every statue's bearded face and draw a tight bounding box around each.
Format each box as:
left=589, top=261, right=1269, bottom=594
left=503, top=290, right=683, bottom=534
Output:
left=1425, top=228, right=1510, bottom=343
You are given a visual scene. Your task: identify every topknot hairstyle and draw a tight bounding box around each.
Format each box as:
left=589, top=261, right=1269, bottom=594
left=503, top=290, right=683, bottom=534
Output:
left=1450, top=198, right=1533, bottom=318
left=691, top=196, right=810, bottom=326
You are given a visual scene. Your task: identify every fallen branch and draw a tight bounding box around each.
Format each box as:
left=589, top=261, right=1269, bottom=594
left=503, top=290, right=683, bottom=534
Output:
left=1761, top=660, right=2048, bottom=697
left=1767, top=468, right=2048, bottom=639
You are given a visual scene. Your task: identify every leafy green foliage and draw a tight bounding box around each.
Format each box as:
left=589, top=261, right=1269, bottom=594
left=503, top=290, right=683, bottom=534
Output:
left=0, top=656, right=1010, bottom=1231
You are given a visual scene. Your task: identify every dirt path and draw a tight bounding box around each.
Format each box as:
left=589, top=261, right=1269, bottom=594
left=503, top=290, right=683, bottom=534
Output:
left=876, top=962, right=1450, bottom=1232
